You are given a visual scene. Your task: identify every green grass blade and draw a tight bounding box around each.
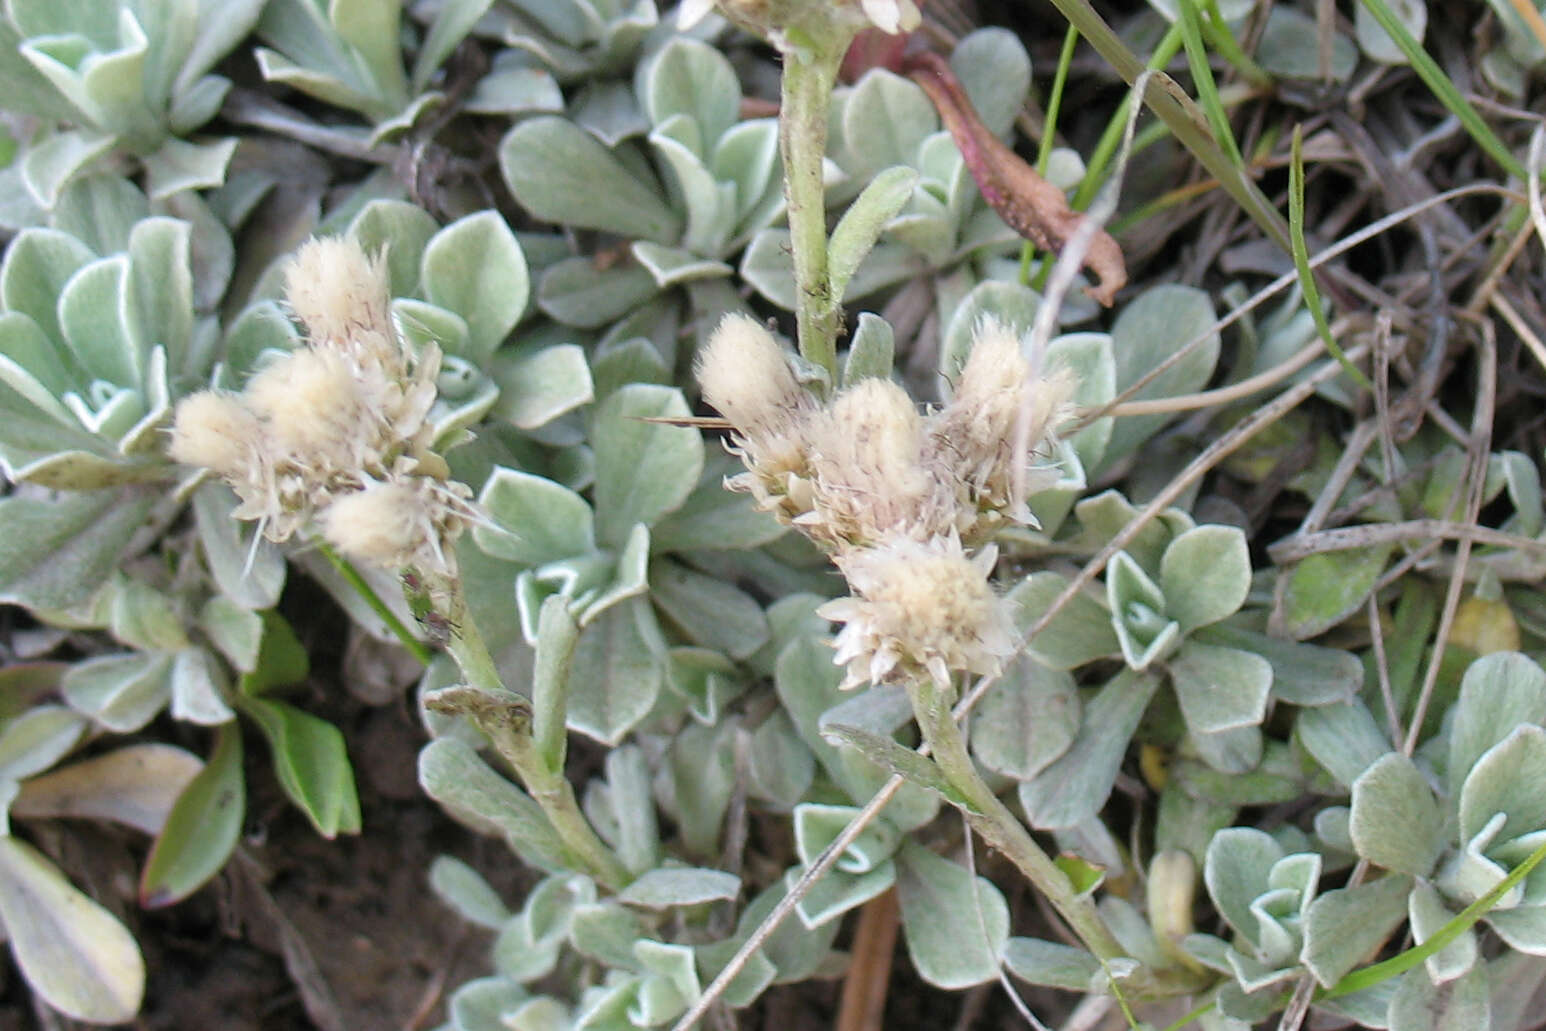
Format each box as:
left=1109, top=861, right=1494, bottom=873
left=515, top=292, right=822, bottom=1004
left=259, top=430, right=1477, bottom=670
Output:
left=1177, top=0, right=1243, bottom=169
left=1358, top=0, right=1524, bottom=179
left=1289, top=126, right=1372, bottom=391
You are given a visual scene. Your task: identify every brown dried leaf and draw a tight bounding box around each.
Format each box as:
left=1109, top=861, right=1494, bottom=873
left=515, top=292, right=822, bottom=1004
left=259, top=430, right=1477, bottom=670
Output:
left=906, top=52, right=1127, bottom=306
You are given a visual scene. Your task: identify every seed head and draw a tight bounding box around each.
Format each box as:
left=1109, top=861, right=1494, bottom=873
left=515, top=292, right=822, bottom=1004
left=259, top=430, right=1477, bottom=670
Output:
left=283, top=237, right=393, bottom=346
left=168, top=391, right=262, bottom=477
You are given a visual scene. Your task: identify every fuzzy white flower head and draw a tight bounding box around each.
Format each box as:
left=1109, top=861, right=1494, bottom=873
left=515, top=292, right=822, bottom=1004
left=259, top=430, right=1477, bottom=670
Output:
left=320, top=475, right=470, bottom=577
left=283, top=237, right=393, bottom=347
left=168, top=391, right=262, bottom=478
left=244, top=348, right=377, bottom=470
left=803, top=378, right=949, bottom=550
left=859, top=0, right=919, bottom=33
left=818, top=533, right=1016, bottom=690
left=928, top=316, right=1074, bottom=535
left=677, top=0, right=717, bottom=28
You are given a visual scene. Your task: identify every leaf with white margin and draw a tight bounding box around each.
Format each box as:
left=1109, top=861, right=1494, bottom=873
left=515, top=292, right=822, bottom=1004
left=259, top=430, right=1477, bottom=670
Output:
left=895, top=842, right=1010, bottom=989
left=1449, top=652, right=1546, bottom=797
left=0, top=837, right=144, bottom=1022
left=1352, top=751, right=1447, bottom=877
left=618, top=868, right=740, bottom=908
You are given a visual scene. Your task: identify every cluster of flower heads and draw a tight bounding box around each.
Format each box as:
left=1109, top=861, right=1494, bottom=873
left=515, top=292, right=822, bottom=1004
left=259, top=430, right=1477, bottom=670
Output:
left=697, top=315, right=1073, bottom=692
left=678, top=0, right=920, bottom=43
left=169, top=237, right=473, bottom=579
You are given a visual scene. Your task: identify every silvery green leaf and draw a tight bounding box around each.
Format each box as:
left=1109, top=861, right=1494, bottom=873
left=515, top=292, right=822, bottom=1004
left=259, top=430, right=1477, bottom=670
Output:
left=1168, top=741, right=1301, bottom=807
left=820, top=685, right=913, bottom=741
left=650, top=460, right=785, bottom=554
left=447, top=976, right=529, bottom=1030
left=1256, top=8, right=1358, bottom=81
left=1101, top=284, right=1220, bottom=470
left=1001, top=936, right=1104, bottom=991
left=648, top=118, right=735, bottom=255
left=394, top=298, right=469, bottom=365
left=630, top=241, right=731, bottom=287
left=1019, top=670, right=1160, bottom=829
left=2, top=226, right=96, bottom=350
left=421, top=211, right=528, bottom=364
left=140, top=137, right=236, bottom=200
left=695, top=938, right=778, bottom=1008
left=347, top=199, right=437, bottom=296
left=1156, top=785, right=1237, bottom=865
left=664, top=647, right=743, bottom=725
left=843, top=312, right=894, bottom=386
left=971, top=657, right=1079, bottom=780
left=0, top=487, right=155, bottom=610
left=464, top=58, right=563, bottom=116
left=51, top=174, right=146, bottom=257
left=1494, top=450, right=1544, bottom=537
left=0, top=313, right=76, bottom=419
left=711, top=119, right=780, bottom=225
left=0, top=837, right=143, bottom=1023
left=1278, top=545, right=1395, bottom=640
left=1160, top=525, right=1250, bottom=632
left=564, top=597, right=664, bottom=744
left=735, top=880, right=843, bottom=982
left=777, top=635, right=902, bottom=807
left=429, top=854, right=511, bottom=930
left=1354, top=0, right=1426, bottom=64
left=1190, top=723, right=1263, bottom=775
left=648, top=558, right=768, bottom=660
left=1354, top=751, right=1447, bottom=877
left=500, top=117, right=680, bottom=242
left=1387, top=962, right=1488, bottom=1031
left=169, top=648, right=234, bottom=725
left=591, top=383, right=702, bottom=547
left=1007, top=570, right=1120, bottom=670
left=0, top=705, right=84, bottom=782
left=1409, top=880, right=1476, bottom=983
left=1169, top=642, right=1272, bottom=735
left=634, top=939, right=699, bottom=1016
left=1196, top=623, right=1361, bottom=706
left=0, top=18, right=93, bottom=121
left=411, top=0, right=494, bottom=92
left=1450, top=652, right=1546, bottom=797
left=21, top=130, right=116, bottom=208
left=1487, top=951, right=1546, bottom=1030
left=791, top=861, right=896, bottom=929
left=1485, top=904, right=1546, bottom=954
left=530, top=595, right=578, bottom=776
left=570, top=78, right=648, bottom=146
left=491, top=344, right=592, bottom=433
left=748, top=710, right=814, bottom=809
left=639, top=36, right=738, bottom=146
left=737, top=229, right=799, bottom=309
left=950, top=28, right=1031, bottom=139
left=475, top=467, right=595, bottom=566
left=418, top=737, right=567, bottom=871
left=191, top=483, right=283, bottom=611
left=938, top=279, right=1041, bottom=384
left=1204, top=826, right=1284, bottom=944
left=1297, top=699, right=1393, bottom=788
left=125, top=216, right=191, bottom=372
left=618, top=868, right=740, bottom=908
left=106, top=575, right=185, bottom=652
left=1458, top=724, right=1546, bottom=847
left=1107, top=551, right=1180, bottom=670
left=793, top=803, right=899, bottom=874
left=597, top=746, right=658, bottom=874
left=664, top=719, right=735, bottom=858
left=895, top=842, right=1010, bottom=989
left=536, top=256, right=660, bottom=329
left=1301, top=873, right=1411, bottom=987
left=590, top=336, right=668, bottom=401
left=569, top=902, right=648, bottom=970
left=828, top=166, right=919, bottom=303
left=842, top=70, right=937, bottom=177
left=61, top=651, right=171, bottom=733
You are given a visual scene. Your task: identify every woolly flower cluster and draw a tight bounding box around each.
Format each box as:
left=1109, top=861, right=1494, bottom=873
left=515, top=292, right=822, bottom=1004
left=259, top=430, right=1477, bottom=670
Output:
left=168, top=237, right=471, bottom=579
left=697, top=315, right=1072, bottom=691
left=678, top=0, right=919, bottom=40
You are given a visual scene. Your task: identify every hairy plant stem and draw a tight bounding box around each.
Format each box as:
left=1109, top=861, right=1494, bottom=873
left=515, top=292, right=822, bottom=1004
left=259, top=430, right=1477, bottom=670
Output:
left=906, top=675, right=1208, bottom=998
left=438, top=586, right=632, bottom=892
left=779, top=38, right=846, bottom=386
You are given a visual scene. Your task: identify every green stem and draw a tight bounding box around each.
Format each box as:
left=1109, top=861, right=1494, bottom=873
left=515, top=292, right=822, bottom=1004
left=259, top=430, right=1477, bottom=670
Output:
left=439, top=586, right=631, bottom=892
left=316, top=541, right=433, bottom=665
left=779, top=40, right=846, bottom=386
left=908, top=676, right=1209, bottom=1000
